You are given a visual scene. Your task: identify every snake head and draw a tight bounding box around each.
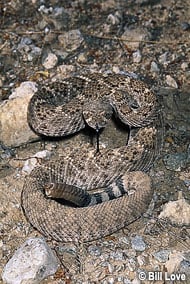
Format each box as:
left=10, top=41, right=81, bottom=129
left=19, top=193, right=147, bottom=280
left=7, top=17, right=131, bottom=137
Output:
left=82, top=99, right=113, bottom=131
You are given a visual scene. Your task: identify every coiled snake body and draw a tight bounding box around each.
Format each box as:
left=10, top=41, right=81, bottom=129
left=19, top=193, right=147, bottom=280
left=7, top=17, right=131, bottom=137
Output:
left=22, top=73, right=163, bottom=242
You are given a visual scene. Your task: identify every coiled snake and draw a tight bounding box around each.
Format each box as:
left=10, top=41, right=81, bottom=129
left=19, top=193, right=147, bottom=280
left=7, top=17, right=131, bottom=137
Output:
left=22, top=73, right=163, bottom=242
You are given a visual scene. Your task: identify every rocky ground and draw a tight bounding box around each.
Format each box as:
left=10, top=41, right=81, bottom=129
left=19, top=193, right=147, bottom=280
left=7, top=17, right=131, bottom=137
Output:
left=0, top=0, right=190, bottom=283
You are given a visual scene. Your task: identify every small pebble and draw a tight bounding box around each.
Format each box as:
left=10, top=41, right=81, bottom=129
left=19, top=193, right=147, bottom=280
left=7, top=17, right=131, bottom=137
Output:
left=181, top=62, right=189, bottom=70
left=88, top=245, right=101, bottom=257
left=152, top=249, right=170, bottom=263
left=119, top=236, right=130, bottom=245
left=110, top=250, right=124, bottom=261
left=181, top=22, right=190, bottom=31
left=107, top=12, right=121, bottom=25
left=107, top=277, right=115, bottom=284
left=77, top=52, right=88, bottom=63
left=137, top=255, right=145, bottom=266
left=132, top=50, right=142, bottom=63
left=159, top=52, right=169, bottom=65
left=22, top=150, right=52, bottom=174
left=123, top=278, right=133, bottom=284
left=42, top=52, right=58, bottom=69
left=131, top=236, right=146, bottom=252
left=165, top=75, right=178, bottom=88
left=150, top=61, right=160, bottom=73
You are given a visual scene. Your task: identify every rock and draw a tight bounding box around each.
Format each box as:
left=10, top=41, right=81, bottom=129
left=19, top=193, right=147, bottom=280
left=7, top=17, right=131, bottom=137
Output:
left=137, top=255, right=145, bottom=266
left=152, top=249, right=170, bottom=263
left=181, top=22, right=190, bottom=31
left=132, top=50, right=142, bottom=63
left=165, top=75, right=178, bottom=88
left=0, top=83, right=39, bottom=147
left=77, top=52, right=88, bottom=63
left=9, top=81, right=37, bottom=99
left=121, top=28, right=150, bottom=50
left=178, top=258, right=190, bottom=275
left=107, top=11, right=121, bottom=25
left=38, top=5, right=69, bottom=31
left=38, top=5, right=53, bottom=14
left=17, top=38, right=41, bottom=62
left=56, top=64, right=76, bottom=78
left=58, top=29, right=84, bottom=52
left=88, top=245, right=101, bottom=257
left=159, top=198, right=190, bottom=226
left=165, top=251, right=190, bottom=276
left=181, top=62, right=189, bottom=70
left=150, top=61, right=160, bottom=73
left=158, top=52, right=169, bottom=65
left=163, top=152, right=188, bottom=171
left=2, top=238, right=59, bottom=284
left=110, top=250, right=124, bottom=261
left=131, top=236, right=146, bottom=252
left=22, top=150, right=52, bottom=174
left=42, top=52, right=58, bottom=69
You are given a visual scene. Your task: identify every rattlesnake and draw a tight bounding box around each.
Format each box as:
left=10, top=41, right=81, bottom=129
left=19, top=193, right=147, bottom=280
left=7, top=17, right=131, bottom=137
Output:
left=22, top=73, right=163, bottom=242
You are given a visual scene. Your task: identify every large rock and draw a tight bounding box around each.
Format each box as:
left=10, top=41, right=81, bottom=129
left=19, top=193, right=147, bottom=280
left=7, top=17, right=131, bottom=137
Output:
left=0, top=82, right=39, bottom=147
left=121, top=27, right=150, bottom=50
left=159, top=198, right=190, bottom=226
left=2, top=238, right=59, bottom=284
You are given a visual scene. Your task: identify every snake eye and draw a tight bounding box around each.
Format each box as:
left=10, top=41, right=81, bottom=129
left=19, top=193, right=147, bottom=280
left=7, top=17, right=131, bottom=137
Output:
left=130, top=102, right=139, bottom=109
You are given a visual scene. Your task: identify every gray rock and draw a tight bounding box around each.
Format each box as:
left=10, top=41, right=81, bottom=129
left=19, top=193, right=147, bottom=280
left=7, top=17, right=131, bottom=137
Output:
left=110, top=250, right=124, bottom=261
left=152, top=249, right=170, bottom=263
left=131, top=235, right=146, bottom=252
left=17, top=39, right=41, bottom=63
left=0, top=82, right=38, bottom=147
left=2, top=238, right=59, bottom=284
left=58, top=30, right=84, bottom=52
left=88, top=245, right=101, bottom=257
left=124, top=278, right=133, bottom=284
left=163, top=152, right=188, bottom=171
left=150, top=61, right=160, bottom=73
left=181, top=22, right=190, bottom=31
left=179, top=259, right=190, bottom=275
left=158, top=52, right=169, bottom=65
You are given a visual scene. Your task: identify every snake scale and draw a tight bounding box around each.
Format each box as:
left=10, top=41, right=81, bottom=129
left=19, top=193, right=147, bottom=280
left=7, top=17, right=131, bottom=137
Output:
left=22, top=73, right=163, bottom=242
